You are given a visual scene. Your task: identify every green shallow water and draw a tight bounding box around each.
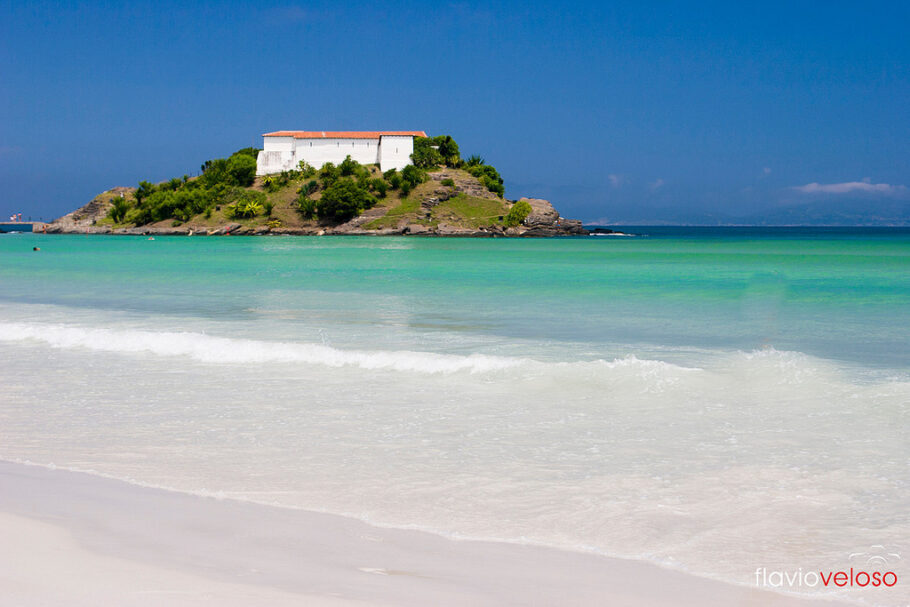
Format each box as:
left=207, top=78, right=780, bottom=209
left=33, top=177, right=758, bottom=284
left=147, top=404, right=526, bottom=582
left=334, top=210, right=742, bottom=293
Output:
left=1, top=228, right=908, bottom=367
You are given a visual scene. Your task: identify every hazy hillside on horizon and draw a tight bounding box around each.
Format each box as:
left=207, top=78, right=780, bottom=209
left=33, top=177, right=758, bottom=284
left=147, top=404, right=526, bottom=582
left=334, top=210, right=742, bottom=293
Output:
left=588, top=197, right=910, bottom=226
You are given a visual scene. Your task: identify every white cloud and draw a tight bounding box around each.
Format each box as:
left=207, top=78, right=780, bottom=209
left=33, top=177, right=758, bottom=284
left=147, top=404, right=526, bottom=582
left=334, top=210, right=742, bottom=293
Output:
left=792, top=181, right=907, bottom=195
left=607, top=174, right=623, bottom=188
left=649, top=178, right=664, bottom=191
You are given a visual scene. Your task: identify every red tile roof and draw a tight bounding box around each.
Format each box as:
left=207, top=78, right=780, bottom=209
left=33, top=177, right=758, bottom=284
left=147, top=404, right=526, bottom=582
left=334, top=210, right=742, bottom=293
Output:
left=262, top=131, right=427, bottom=139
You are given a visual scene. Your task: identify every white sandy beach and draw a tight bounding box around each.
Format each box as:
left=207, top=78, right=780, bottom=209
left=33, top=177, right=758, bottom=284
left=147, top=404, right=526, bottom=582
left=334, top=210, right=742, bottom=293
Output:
left=0, top=461, right=853, bottom=607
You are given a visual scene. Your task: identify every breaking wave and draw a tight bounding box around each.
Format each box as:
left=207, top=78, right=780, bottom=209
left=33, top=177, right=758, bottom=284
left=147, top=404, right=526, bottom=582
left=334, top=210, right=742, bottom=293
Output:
left=0, top=320, right=716, bottom=381
left=2, top=320, right=889, bottom=387
left=0, top=321, right=528, bottom=374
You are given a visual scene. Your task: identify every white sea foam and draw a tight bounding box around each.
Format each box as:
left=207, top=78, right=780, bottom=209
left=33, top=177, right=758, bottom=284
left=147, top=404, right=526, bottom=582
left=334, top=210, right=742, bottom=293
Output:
left=0, top=321, right=525, bottom=374
left=0, top=320, right=706, bottom=378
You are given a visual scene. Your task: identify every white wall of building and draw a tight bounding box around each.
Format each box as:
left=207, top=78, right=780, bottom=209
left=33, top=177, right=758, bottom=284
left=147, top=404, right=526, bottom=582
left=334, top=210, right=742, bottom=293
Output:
left=257, top=137, right=296, bottom=175
left=294, top=138, right=379, bottom=169
left=257, top=134, right=420, bottom=176
left=263, top=136, right=295, bottom=153
left=378, top=136, right=415, bottom=172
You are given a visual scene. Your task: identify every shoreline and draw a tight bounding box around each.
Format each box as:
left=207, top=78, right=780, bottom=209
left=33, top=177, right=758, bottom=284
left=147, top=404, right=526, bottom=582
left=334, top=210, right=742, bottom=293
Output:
left=40, top=223, right=589, bottom=237
left=0, top=461, right=853, bottom=606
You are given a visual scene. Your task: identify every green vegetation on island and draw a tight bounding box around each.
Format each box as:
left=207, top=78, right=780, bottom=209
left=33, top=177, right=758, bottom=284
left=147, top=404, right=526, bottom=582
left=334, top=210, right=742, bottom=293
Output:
left=50, top=133, right=585, bottom=236
left=505, top=199, right=532, bottom=227
left=96, top=134, right=514, bottom=231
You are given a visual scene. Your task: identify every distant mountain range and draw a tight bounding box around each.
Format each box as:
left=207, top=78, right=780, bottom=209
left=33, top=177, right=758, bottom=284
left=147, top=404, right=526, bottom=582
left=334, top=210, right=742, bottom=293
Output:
left=590, top=197, right=910, bottom=226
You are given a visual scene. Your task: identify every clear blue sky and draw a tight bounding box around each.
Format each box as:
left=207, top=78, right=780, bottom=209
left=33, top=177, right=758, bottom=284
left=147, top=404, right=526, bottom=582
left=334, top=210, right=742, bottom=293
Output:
left=1, top=1, right=908, bottom=223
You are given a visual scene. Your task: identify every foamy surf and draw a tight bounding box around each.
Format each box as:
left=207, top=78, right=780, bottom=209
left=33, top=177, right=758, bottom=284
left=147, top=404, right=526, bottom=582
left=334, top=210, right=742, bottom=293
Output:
left=0, top=321, right=525, bottom=374
left=0, top=320, right=709, bottom=379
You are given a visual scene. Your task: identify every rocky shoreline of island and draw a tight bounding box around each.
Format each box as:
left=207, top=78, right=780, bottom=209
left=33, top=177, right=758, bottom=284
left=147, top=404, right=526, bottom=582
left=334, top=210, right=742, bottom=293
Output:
left=47, top=185, right=588, bottom=238
left=44, top=220, right=587, bottom=237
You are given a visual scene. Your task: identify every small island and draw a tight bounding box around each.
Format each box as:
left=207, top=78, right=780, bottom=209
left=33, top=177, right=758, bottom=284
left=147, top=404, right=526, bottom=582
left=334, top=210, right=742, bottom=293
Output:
left=48, top=132, right=587, bottom=237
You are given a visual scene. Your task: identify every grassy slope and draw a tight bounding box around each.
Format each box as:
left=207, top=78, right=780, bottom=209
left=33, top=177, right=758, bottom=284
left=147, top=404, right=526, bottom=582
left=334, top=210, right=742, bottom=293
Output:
left=364, top=169, right=511, bottom=230
left=432, top=195, right=508, bottom=229
left=363, top=196, right=421, bottom=229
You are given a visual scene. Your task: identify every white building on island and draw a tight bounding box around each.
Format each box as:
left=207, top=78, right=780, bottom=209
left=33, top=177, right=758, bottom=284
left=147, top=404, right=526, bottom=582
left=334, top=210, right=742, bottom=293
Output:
left=256, top=130, right=428, bottom=175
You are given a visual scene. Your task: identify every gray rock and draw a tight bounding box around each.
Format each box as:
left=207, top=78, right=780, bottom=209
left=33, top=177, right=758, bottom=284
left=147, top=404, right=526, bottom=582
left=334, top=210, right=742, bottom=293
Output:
left=435, top=223, right=474, bottom=236
left=559, top=219, right=587, bottom=235
left=521, top=197, right=561, bottom=226
left=403, top=224, right=432, bottom=235
left=210, top=223, right=242, bottom=235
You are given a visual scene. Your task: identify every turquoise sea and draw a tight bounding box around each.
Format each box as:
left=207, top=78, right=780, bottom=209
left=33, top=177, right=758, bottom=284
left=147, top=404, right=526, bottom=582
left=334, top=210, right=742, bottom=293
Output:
left=1, top=228, right=908, bottom=603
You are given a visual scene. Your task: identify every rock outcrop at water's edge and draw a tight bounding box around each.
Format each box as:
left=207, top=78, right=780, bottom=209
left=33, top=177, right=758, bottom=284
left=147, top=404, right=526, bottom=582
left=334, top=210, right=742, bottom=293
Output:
left=517, top=198, right=587, bottom=236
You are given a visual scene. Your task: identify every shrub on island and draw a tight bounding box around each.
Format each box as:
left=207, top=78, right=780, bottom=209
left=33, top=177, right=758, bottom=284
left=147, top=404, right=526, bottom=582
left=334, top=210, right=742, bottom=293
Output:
left=297, top=161, right=316, bottom=178
left=232, top=147, right=260, bottom=161
left=371, top=178, right=389, bottom=198
left=225, top=190, right=267, bottom=219
left=339, top=155, right=368, bottom=178
left=466, top=164, right=505, bottom=197
left=297, top=196, right=317, bottom=220
left=316, top=178, right=377, bottom=223
left=411, top=135, right=460, bottom=168
left=385, top=170, right=402, bottom=190
left=107, top=197, right=131, bottom=223
left=401, top=165, right=427, bottom=188
left=319, top=162, right=340, bottom=188
left=410, top=138, right=442, bottom=168
left=504, top=199, right=532, bottom=227
left=200, top=151, right=258, bottom=189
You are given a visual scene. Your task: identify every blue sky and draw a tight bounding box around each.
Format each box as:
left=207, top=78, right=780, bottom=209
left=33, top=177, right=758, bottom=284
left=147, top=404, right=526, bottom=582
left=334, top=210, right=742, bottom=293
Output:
left=1, top=1, right=908, bottom=223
